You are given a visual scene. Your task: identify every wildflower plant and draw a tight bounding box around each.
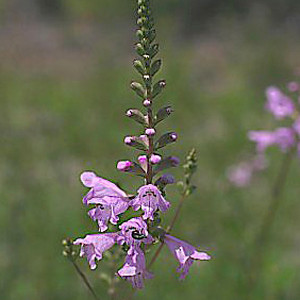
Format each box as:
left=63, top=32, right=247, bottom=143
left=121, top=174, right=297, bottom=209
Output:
left=63, top=0, right=211, bottom=298
left=227, top=82, right=300, bottom=187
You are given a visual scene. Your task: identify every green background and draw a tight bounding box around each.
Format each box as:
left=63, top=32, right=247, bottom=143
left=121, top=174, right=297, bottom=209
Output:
left=1, top=0, right=300, bottom=299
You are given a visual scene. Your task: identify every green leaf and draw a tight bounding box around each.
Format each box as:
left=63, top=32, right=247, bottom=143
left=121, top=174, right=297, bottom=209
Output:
left=150, top=59, right=162, bottom=77
left=154, top=105, right=173, bottom=125
left=154, top=132, right=177, bottom=150
left=152, top=80, right=166, bottom=98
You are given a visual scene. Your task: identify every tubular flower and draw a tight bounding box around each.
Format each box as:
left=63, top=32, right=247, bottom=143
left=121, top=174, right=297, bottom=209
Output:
left=130, top=184, right=170, bottom=220
left=164, top=234, right=211, bottom=280
left=117, top=248, right=153, bottom=289
left=117, top=217, right=154, bottom=254
left=73, top=233, right=118, bottom=270
left=265, top=86, right=294, bottom=119
left=80, top=172, right=129, bottom=232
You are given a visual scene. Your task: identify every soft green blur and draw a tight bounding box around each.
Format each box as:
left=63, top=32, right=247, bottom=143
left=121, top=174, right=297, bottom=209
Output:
left=1, top=1, right=300, bottom=299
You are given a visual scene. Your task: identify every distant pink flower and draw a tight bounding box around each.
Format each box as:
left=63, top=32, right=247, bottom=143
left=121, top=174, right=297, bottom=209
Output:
left=265, top=86, right=294, bottom=119
left=130, top=184, right=170, bottom=220
left=287, top=81, right=299, bottom=92
left=164, top=234, right=211, bottom=280
left=80, top=172, right=129, bottom=232
left=227, top=162, right=253, bottom=187
left=74, top=233, right=117, bottom=270
left=248, top=131, right=276, bottom=153
left=117, top=248, right=153, bottom=289
left=274, top=127, right=295, bottom=152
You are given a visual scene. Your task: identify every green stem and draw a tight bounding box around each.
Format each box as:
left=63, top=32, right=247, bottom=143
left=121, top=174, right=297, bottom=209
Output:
left=248, top=150, right=294, bottom=290
left=71, top=260, right=100, bottom=300
left=148, top=190, right=187, bottom=269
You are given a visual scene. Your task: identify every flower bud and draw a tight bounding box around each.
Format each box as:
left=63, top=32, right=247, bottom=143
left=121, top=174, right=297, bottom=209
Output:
left=155, top=174, right=176, bottom=188
left=150, top=59, right=162, bottom=77
left=143, top=99, right=152, bottom=107
left=124, top=135, right=148, bottom=151
left=126, top=109, right=147, bottom=126
left=155, top=132, right=178, bottom=149
left=145, top=128, right=156, bottom=136
left=130, top=81, right=145, bottom=98
left=149, top=43, right=159, bottom=58
left=287, top=81, right=299, bottom=92
left=135, top=43, right=145, bottom=56
left=152, top=80, right=166, bottom=98
left=117, top=161, right=145, bottom=177
left=117, top=160, right=133, bottom=171
left=133, top=59, right=145, bottom=75
left=150, top=154, right=162, bottom=164
left=154, top=105, right=173, bottom=125
left=138, top=155, right=148, bottom=172
left=153, top=156, right=180, bottom=174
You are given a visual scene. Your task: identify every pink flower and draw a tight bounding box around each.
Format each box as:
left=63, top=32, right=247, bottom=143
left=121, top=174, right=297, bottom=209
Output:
left=74, top=233, right=117, bottom=270
left=80, top=172, right=129, bottom=232
left=265, top=86, right=294, bottom=119
left=274, top=127, right=295, bottom=152
left=227, top=162, right=253, bottom=187
left=130, top=184, right=170, bottom=220
left=164, top=234, right=211, bottom=280
left=117, top=160, right=133, bottom=171
left=248, top=131, right=277, bottom=153
left=117, top=248, right=153, bottom=289
left=150, top=154, right=161, bottom=164
left=117, top=217, right=154, bottom=254
left=145, top=128, right=156, bottom=136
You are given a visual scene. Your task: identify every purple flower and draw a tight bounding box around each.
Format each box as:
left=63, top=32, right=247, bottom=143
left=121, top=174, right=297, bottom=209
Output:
left=150, top=154, right=161, bottom=164
left=248, top=131, right=277, bottom=153
left=143, top=99, right=152, bottom=107
left=164, top=234, right=211, bottom=280
left=73, top=233, right=117, bottom=270
left=227, top=162, right=253, bottom=187
left=117, top=248, right=153, bottom=289
left=117, top=217, right=153, bottom=253
left=287, top=81, right=299, bottom=92
left=80, top=172, right=129, bottom=232
left=265, top=86, right=294, bottom=119
left=130, top=184, right=170, bottom=220
left=117, top=160, right=133, bottom=171
left=274, top=127, right=295, bottom=152
left=145, top=128, right=156, bottom=136
left=138, top=155, right=148, bottom=172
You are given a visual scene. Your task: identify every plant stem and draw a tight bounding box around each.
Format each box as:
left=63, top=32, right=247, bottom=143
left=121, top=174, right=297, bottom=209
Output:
left=71, top=260, right=100, bottom=300
left=148, top=190, right=187, bottom=269
left=248, top=150, right=294, bottom=289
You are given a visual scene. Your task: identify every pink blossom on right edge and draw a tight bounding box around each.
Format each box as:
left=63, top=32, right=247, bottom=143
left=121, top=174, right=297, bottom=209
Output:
left=265, top=86, right=295, bottom=120
left=164, top=234, right=211, bottom=280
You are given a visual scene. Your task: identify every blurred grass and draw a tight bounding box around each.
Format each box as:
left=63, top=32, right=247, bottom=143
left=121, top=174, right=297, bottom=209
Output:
left=1, top=3, right=300, bottom=300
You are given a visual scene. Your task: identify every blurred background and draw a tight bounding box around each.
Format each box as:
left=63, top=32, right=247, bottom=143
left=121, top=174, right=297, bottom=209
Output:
left=1, top=0, right=300, bottom=299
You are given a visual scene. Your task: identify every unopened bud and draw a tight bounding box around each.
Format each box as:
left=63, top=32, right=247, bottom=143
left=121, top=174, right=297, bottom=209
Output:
left=150, top=154, right=162, bottom=164
left=145, top=128, right=156, bottom=136
left=143, top=99, right=152, bottom=107
left=117, top=160, right=133, bottom=171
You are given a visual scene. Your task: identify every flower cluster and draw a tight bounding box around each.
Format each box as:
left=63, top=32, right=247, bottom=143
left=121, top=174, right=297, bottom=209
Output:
left=227, top=82, right=300, bottom=187
left=75, top=172, right=210, bottom=288
left=249, top=84, right=300, bottom=155
left=72, top=0, right=211, bottom=290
